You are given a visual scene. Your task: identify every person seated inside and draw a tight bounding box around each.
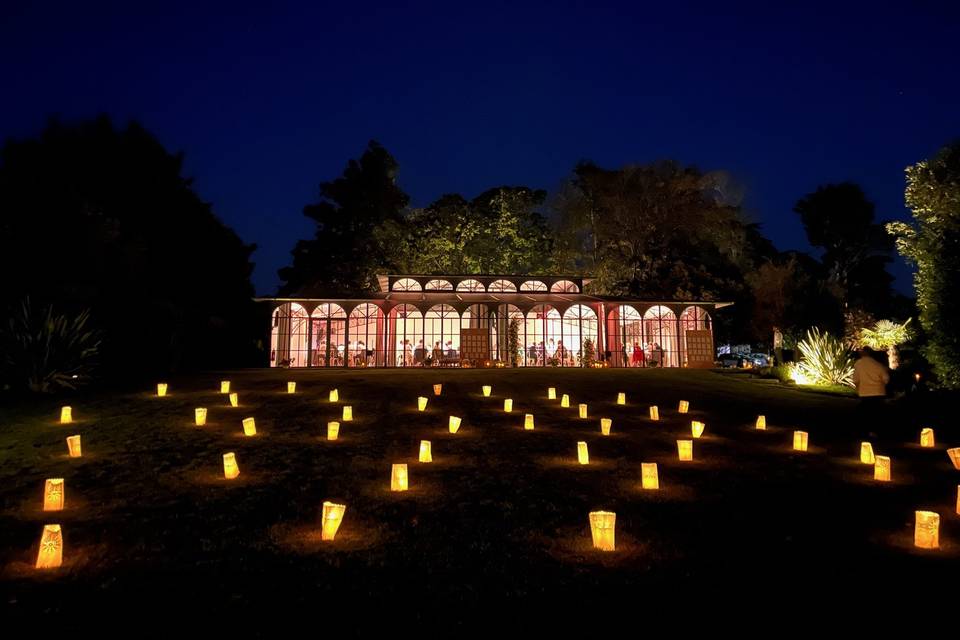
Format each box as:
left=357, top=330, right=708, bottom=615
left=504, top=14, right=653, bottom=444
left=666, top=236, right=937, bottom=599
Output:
left=445, top=340, right=456, bottom=360
left=414, top=340, right=427, bottom=366
left=432, top=341, right=443, bottom=366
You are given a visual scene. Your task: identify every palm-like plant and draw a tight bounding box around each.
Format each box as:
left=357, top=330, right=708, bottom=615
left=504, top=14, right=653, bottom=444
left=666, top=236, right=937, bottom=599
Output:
left=857, top=319, right=912, bottom=369
left=1, top=299, right=101, bottom=393
left=792, top=327, right=855, bottom=387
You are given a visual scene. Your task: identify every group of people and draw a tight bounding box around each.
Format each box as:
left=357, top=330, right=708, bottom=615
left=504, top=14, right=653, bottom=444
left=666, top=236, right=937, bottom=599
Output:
left=312, top=340, right=374, bottom=367
left=398, top=339, right=458, bottom=367
left=623, top=342, right=666, bottom=367
left=526, top=339, right=578, bottom=366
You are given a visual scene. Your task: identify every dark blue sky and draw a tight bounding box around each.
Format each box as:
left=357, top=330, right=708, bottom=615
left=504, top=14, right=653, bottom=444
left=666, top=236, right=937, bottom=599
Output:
left=2, top=1, right=958, bottom=294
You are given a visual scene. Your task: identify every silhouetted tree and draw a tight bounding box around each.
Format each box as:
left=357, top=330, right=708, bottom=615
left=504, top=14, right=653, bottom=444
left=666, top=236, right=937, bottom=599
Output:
left=793, top=183, right=895, bottom=315
left=279, top=141, right=409, bottom=295
left=0, top=116, right=259, bottom=380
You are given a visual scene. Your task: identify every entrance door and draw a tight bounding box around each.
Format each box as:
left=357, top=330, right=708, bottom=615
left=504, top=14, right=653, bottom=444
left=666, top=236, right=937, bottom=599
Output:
left=310, top=304, right=347, bottom=367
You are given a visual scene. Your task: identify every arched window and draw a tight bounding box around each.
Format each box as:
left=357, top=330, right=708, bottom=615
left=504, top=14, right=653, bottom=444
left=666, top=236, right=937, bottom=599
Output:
left=643, top=305, right=679, bottom=368
left=392, top=278, right=422, bottom=292
left=490, top=303, right=525, bottom=366
left=561, top=305, right=599, bottom=367
left=488, top=279, right=517, bottom=293
left=519, top=280, right=548, bottom=292
left=680, top=306, right=711, bottom=331
left=550, top=280, right=579, bottom=293
left=606, top=305, right=643, bottom=367
left=389, top=304, right=424, bottom=367
left=348, top=303, right=383, bottom=367
left=270, top=303, right=309, bottom=368
left=462, top=304, right=495, bottom=365
left=525, top=305, right=562, bottom=366
left=424, top=304, right=460, bottom=364
left=310, top=304, right=347, bottom=367
left=456, top=279, right=485, bottom=292
left=424, top=279, right=453, bottom=291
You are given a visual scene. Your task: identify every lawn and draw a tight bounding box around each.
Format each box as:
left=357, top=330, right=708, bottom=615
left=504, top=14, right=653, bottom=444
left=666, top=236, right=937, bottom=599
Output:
left=1, top=368, right=957, bottom=628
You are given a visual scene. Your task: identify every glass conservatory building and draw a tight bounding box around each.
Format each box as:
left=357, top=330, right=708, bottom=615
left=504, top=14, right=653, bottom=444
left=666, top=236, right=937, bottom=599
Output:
left=259, top=274, right=730, bottom=369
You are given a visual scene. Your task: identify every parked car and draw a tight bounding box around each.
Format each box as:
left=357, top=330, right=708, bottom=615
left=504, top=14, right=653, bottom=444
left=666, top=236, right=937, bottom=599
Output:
left=717, top=354, right=747, bottom=368
left=748, top=353, right=770, bottom=367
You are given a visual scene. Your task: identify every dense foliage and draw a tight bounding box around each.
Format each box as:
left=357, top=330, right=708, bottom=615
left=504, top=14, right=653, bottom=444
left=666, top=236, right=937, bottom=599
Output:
left=888, top=142, right=960, bottom=388
left=790, top=328, right=854, bottom=387
left=1, top=299, right=101, bottom=393
left=0, top=117, right=260, bottom=380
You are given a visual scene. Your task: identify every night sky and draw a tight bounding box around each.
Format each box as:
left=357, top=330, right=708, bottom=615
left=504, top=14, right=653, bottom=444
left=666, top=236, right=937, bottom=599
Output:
left=2, top=2, right=958, bottom=294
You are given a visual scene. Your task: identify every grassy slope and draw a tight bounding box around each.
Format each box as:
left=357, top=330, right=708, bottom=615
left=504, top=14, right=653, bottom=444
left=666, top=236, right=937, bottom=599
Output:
left=0, top=368, right=956, bottom=626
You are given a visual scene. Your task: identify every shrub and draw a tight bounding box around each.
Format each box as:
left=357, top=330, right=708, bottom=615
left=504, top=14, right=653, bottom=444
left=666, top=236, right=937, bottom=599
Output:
left=792, top=327, right=854, bottom=387
left=1, top=299, right=101, bottom=393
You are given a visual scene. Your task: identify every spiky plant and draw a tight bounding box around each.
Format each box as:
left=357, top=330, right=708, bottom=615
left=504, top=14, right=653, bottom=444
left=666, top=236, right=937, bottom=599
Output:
left=1, top=299, right=101, bottom=393
left=857, top=318, right=912, bottom=369
left=793, top=327, right=855, bottom=387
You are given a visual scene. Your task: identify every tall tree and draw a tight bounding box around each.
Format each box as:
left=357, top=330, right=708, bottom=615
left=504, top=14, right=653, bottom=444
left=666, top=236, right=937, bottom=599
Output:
left=403, top=186, right=553, bottom=275
left=279, top=141, right=409, bottom=295
left=888, top=142, right=960, bottom=388
left=0, top=117, right=259, bottom=379
left=793, top=183, right=895, bottom=314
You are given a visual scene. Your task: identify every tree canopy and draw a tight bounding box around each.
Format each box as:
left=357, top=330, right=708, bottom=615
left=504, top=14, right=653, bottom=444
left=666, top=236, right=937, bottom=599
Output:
left=888, top=141, right=960, bottom=388
left=0, top=116, right=259, bottom=379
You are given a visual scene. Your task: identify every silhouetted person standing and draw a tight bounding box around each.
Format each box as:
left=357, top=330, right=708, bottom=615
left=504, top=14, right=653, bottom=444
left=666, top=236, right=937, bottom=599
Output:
left=853, top=347, right=890, bottom=436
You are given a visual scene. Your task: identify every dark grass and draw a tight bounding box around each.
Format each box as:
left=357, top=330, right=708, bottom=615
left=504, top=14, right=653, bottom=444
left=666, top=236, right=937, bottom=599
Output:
left=1, top=368, right=957, bottom=629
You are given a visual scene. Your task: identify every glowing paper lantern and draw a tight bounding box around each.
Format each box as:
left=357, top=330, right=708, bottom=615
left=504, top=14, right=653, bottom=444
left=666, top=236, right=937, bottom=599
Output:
left=35, top=524, right=63, bottom=570
left=641, top=462, right=659, bottom=490
left=482, top=385, right=492, bottom=397
left=229, top=392, right=239, bottom=408
left=600, top=418, right=612, bottom=436
left=588, top=511, right=616, bottom=551
left=793, top=431, right=808, bottom=452
left=418, top=396, right=428, bottom=412
left=220, top=380, right=230, bottom=394
left=578, top=404, right=588, bottom=419
left=914, top=510, right=940, bottom=549
left=649, top=406, right=659, bottom=421
left=524, top=414, right=535, bottom=430
left=242, top=417, right=257, bottom=436
left=577, top=441, right=589, bottom=464
left=191, top=408, right=206, bottom=427
left=448, top=415, right=462, bottom=434
left=157, top=383, right=168, bottom=397
left=874, top=455, right=891, bottom=482
left=548, top=387, right=557, bottom=400
left=66, top=435, right=81, bottom=458
left=860, top=442, right=875, bottom=464
left=561, top=394, right=570, bottom=408
left=342, top=406, right=353, bottom=421
left=60, top=406, right=72, bottom=424
left=617, top=392, right=625, bottom=405
left=677, top=439, right=693, bottom=461
left=756, top=415, right=766, bottom=430
left=321, top=501, right=346, bottom=541
left=391, top=463, right=408, bottom=491
left=43, top=478, right=64, bottom=511
left=223, top=452, right=239, bottom=479
left=327, top=421, right=339, bottom=441
left=419, top=440, right=432, bottom=463
left=433, top=384, right=442, bottom=396
left=329, top=389, right=339, bottom=402
left=920, top=428, right=935, bottom=448
left=678, top=400, right=689, bottom=414
left=691, top=421, right=705, bottom=438
left=287, top=381, right=296, bottom=394
left=503, top=398, right=513, bottom=413
left=949, top=448, right=960, bottom=470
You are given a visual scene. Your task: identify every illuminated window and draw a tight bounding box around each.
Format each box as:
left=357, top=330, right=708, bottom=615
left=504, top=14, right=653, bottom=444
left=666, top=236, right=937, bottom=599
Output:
left=348, top=303, right=383, bottom=367
left=519, top=280, right=548, bottom=292
left=424, top=279, right=453, bottom=291
left=551, top=280, right=579, bottom=293
left=488, top=279, right=517, bottom=293
left=270, top=303, right=309, bottom=368
left=455, top=279, right=485, bottom=292
left=643, top=305, right=679, bottom=368
left=392, top=278, right=422, bottom=291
